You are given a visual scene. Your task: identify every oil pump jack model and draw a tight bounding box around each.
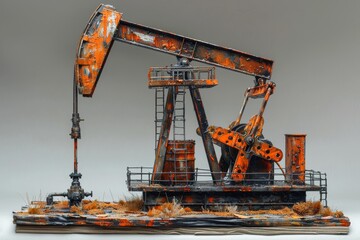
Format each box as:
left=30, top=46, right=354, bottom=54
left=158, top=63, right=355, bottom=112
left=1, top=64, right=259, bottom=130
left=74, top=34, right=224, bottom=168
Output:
left=46, top=4, right=328, bottom=210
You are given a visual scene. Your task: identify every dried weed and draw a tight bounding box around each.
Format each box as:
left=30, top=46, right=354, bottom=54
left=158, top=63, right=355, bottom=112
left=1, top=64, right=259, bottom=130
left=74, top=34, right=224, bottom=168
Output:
left=27, top=206, right=43, bottom=215
left=70, top=205, right=83, bottom=214
left=147, top=199, right=185, bottom=218
left=123, top=195, right=144, bottom=212
left=53, top=201, right=69, bottom=209
left=292, top=201, right=321, bottom=216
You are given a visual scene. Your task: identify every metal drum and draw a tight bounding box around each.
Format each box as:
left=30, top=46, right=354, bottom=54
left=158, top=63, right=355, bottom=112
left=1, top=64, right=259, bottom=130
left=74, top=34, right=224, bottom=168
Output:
left=161, top=140, right=195, bottom=185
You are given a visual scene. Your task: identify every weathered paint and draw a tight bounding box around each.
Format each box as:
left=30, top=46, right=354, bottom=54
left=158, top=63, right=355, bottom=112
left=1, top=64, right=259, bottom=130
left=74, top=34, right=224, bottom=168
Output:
left=209, top=122, right=283, bottom=182
left=13, top=213, right=351, bottom=230
left=247, top=82, right=275, bottom=99
left=148, top=79, right=218, bottom=88
left=118, top=219, right=133, bottom=227
left=75, top=4, right=122, bottom=97
left=143, top=191, right=306, bottom=211
left=69, top=4, right=333, bottom=218
left=117, top=20, right=273, bottom=79
left=207, top=81, right=281, bottom=182
left=231, top=82, right=275, bottom=128
left=285, top=134, right=306, bottom=184
left=162, top=140, right=195, bottom=185
left=75, top=4, right=273, bottom=97
left=152, top=87, right=177, bottom=182
left=189, top=87, right=222, bottom=183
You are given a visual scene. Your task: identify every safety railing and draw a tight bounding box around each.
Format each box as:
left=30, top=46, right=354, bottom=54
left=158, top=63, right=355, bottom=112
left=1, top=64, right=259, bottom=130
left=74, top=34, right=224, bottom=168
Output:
left=126, top=167, right=327, bottom=206
left=148, top=66, right=216, bottom=82
left=126, top=167, right=325, bottom=187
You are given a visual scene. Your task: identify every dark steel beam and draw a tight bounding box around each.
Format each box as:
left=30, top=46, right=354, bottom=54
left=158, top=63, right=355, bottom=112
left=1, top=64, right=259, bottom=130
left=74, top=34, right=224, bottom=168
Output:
left=189, top=87, right=221, bottom=183
left=115, top=20, right=273, bottom=79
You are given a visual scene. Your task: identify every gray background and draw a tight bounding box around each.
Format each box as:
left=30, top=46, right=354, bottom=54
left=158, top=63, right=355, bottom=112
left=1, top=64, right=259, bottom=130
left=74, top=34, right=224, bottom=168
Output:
left=0, top=0, right=359, bottom=239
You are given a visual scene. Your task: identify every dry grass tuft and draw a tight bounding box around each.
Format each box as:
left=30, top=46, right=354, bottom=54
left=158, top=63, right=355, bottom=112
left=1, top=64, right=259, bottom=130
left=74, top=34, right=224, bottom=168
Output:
left=238, top=207, right=294, bottom=216
left=293, top=201, right=345, bottom=218
left=27, top=201, right=47, bottom=214
left=97, top=201, right=125, bottom=211
left=320, top=206, right=333, bottom=216
left=271, top=207, right=294, bottom=215
left=123, top=196, right=144, bottom=212
left=32, top=201, right=46, bottom=209
left=319, top=207, right=344, bottom=218
left=293, top=201, right=321, bottom=216
left=225, top=205, right=238, bottom=214
left=22, top=197, right=346, bottom=220
left=53, top=201, right=69, bottom=209
left=55, top=200, right=128, bottom=215
left=87, top=208, right=105, bottom=215
left=147, top=199, right=186, bottom=218
left=63, top=199, right=140, bottom=215
left=98, top=202, right=114, bottom=209
left=333, top=210, right=344, bottom=218
left=28, top=206, right=43, bottom=215
left=82, top=200, right=100, bottom=211
left=70, top=205, right=83, bottom=214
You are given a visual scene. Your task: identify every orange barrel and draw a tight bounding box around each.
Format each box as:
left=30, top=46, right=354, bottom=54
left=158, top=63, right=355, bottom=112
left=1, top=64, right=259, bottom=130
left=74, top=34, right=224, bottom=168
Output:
left=161, top=140, right=195, bottom=185
left=285, top=134, right=306, bottom=184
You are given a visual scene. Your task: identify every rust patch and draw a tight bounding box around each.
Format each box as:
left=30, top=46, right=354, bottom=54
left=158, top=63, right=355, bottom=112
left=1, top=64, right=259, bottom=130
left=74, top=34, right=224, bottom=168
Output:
left=119, top=219, right=133, bottom=227
left=75, top=4, right=122, bottom=97
left=285, top=134, right=306, bottom=184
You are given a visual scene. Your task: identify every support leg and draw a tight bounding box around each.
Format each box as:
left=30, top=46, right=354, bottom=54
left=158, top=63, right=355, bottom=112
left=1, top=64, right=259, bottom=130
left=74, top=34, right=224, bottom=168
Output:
left=189, top=86, right=221, bottom=183
left=152, top=87, right=177, bottom=182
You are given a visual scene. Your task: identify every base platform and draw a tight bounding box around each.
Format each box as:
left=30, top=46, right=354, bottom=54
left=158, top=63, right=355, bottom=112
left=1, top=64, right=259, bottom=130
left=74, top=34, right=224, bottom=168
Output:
left=13, top=200, right=350, bottom=235
left=127, top=167, right=327, bottom=210
left=15, top=225, right=350, bottom=235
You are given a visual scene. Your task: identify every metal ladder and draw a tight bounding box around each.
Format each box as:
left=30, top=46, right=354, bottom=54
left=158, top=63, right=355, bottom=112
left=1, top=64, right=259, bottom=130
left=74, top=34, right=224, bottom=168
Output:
left=154, top=86, right=186, bottom=148
left=154, top=87, right=165, bottom=149
left=173, top=86, right=186, bottom=141
left=320, top=173, right=328, bottom=207
left=172, top=86, right=187, bottom=182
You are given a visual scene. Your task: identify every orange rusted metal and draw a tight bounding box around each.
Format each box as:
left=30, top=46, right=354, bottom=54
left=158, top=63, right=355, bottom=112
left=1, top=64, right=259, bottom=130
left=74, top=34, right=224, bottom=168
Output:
left=118, top=219, right=133, bottom=227
left=244, top=115, right=264, bottom=138
left=252, top=141, right=283, bottom=162
left=231, top=82, right=275, bottom=129
left=75, top=5, right=122, bottom=97
left=209, top=114, right=283, bottom=182
left=148, top=79, right=218, bottom=88
left=148, top=65, right=218, bottom=88
left=247, top=82, right=275, bottom=99
left=152, top=87, right=177, bottom=182
left=117, top=20, right=273, bottom=79
left=75, top=4, right=273, bottom=97
left=285, top=134, right=306, bottom=184
left=232, top=150, right=250, bottom=181
left=61, top=3, right=334, bottom=217
left=183, top=195, right=193, bottom=203
left=161, top=140, right=195, bottom=185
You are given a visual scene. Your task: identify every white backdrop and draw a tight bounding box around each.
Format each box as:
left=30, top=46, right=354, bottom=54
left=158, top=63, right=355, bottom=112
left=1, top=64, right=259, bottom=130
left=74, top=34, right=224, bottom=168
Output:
left=0, top=0, right=359, bottom=239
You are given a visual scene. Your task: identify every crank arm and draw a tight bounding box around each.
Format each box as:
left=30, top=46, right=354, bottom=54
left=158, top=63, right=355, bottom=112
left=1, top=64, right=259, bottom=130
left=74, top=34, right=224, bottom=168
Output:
left=231, top=149, right=250, bottom=182
left=251, top=140, right=283, bottom=162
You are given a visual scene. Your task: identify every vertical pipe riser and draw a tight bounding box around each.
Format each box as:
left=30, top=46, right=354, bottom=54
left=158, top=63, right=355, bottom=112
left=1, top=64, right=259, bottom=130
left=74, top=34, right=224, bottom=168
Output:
left=285, top=134, right=306, bottom=184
